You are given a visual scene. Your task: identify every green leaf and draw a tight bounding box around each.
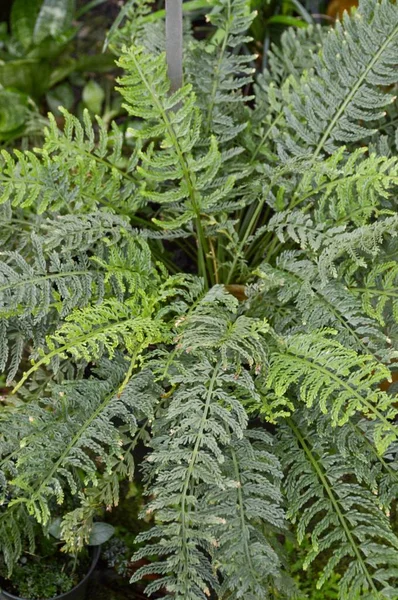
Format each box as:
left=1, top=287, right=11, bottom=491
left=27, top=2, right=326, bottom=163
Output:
left=266, top=15, right=308, bottom=28
left=10, top=0, right=43, bottom=51
left=88, top=522, right=115, bottom=546
left=82, top=80, right=105, bottom=114
left=48, top=517, right=62, bottom=539
left=46, top=82, right=75, bottom=114
left=33, top=0, right=76, bottom=45
left=0, top=90, right=28, bottom=136
left=0, top=59, right=51, bottom=97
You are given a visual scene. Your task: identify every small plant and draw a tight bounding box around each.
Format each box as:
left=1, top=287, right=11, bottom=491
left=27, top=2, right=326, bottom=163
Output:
left=0, top=0, right=115, bottom=142
left=0, top=529, right=90, bottom=600
left=0, top=0, right=397, bottom=598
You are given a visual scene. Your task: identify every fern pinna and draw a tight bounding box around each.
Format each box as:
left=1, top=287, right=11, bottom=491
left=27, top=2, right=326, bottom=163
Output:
left=0, top=0, right=398, bottom=598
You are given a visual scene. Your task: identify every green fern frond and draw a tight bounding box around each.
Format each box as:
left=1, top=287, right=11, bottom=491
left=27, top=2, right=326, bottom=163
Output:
left=280, top=0, right=398, bottom=159
left=291, top=147, right=398, bottom=224
left=255, top=253, right=390, bottom=360
left=0, top=110, right=139, bottom=214
left=4, top=359, right=159, bottom=532
left=348, top=261, right=398, bottom=326
left=117, top=47, right=235, bottom=236
left=281, top=415, right=398, bottom=599
left=210, top=429, right=286, bottom=599
left=187, top=0, right=257, bottom=142
left=130, top=289, right=271, bottom=599
left=318, top=214, right=398, bottom=283
left=268, top=329, right=397, bottom=452
left=0, top=506, right=34, bottom=576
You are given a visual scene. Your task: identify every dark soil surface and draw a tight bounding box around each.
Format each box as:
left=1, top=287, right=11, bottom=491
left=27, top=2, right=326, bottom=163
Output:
left=88, top=566, right=148, bottom=600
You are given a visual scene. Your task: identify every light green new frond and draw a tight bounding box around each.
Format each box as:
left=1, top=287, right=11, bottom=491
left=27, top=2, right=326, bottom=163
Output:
left=280, top=0, right=398, bottom=159
left=117, top=46, right=234, bottom=235
left=280, top=416, right=398, bottom=599
left=209, top=429, right=287, bottom=600
left=268, top=329, right=397, bottom=452
left=291, top=147, right=398, bottom=225
left=39, top=297, right=166, bottom=365
left=0, top=109, right=139, bottom=214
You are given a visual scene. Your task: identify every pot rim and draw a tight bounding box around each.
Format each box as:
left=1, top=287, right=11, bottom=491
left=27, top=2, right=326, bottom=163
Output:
left=0, top=545, right=101, bottom=600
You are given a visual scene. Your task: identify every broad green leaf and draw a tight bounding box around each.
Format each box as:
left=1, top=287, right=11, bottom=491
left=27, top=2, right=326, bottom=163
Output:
left=82, top=80, right=105, bottom=114
left=266, top=15, right=308, bottom=28
left=0, top=90, right=28, bottom=135
left=10, top=0, right=43, bottom=51
left=88, top=522, right=115, bottom=546
left=0, top=59, right=51, bottom=97
left=46, top=82, right=75, bottom=114
left=48, top=517, right=62, bottom=539
left=33, top=0, right=76, bottom=45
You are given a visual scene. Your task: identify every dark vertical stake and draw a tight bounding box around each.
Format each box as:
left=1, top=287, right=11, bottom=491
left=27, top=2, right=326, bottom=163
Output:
left=165, top=0, right=183, bottom=92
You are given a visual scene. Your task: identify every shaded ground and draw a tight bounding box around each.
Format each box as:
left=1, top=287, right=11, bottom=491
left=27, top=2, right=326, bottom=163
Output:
left=88, top=566, right=147, bottom=600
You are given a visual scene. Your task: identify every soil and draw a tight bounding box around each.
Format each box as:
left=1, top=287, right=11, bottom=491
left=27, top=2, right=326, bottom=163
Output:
left=88, top=565, right=150, bottom=600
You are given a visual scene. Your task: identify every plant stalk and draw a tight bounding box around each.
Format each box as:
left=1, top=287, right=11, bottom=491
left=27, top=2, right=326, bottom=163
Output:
left=165, top=0, right=183, bottom=92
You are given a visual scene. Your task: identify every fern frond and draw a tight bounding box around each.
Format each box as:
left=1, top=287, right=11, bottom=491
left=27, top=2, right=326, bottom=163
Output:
left=210, top=429, right=286, bottom=599
left=291, top=147, right=398, bottom=225
left=4, top=359, right=159, bottom=532
left=255, top=253, right=390, bottom=360
left=318, top=214, right=398, bottom=283
left=280, top=415, right=398, bottom=598
left=280, top=0, right=398, bottom=158
left=267, top=329, right=397, bottom=452
left=130, top=289, right=270, bottom=600
left=0, top=109, right=139, bottom=214
left=0, top=506, right=34, bottom=576
left=187, top=0, right=256, bottom=142
left=117, top=47, right=234, bottom=237
left=348, top=261, right=398, bottom=326
left=38, top=213, right=132, bottom=253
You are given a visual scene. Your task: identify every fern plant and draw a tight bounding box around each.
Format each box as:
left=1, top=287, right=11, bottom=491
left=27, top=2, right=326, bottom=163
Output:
left=0, top=0, right=398, bottom=598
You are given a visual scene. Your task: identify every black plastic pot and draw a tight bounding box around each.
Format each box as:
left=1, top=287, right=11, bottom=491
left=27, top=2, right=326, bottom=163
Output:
left=0, top=546, right=101, bottom=600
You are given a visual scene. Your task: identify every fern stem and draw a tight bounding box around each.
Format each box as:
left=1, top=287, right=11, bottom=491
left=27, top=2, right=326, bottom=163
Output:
left=226, top=192, right=268, bottom=284
left=349, top=286, right=398, bottom=299
left=117, top=347, right=141, bottom=397
left=250, top=111, right=284, bottom=162
left=180, top=361, right=220, bottom=588
left=312, top=23, right=398, bottom=160
left=288, top=418, right=380, bottom=596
